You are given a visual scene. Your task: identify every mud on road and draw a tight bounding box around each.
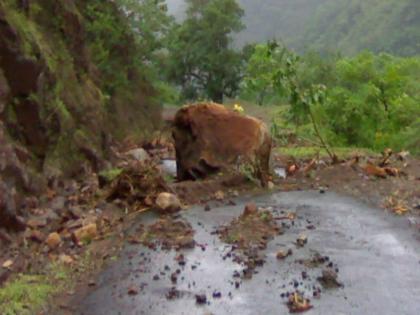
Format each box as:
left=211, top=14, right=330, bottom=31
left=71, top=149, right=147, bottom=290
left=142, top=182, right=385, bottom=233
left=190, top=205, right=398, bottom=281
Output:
left=67, top=191, right=420, bottom=315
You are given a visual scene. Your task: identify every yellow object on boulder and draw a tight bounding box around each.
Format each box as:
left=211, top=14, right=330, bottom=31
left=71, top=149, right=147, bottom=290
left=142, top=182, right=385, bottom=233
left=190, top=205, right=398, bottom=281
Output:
left=233, top=103, right=244, bottom=113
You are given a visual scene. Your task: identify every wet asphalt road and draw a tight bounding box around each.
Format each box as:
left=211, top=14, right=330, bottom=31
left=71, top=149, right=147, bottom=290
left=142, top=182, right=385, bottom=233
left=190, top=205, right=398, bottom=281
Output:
left=74, top=191, right=420, bottom=315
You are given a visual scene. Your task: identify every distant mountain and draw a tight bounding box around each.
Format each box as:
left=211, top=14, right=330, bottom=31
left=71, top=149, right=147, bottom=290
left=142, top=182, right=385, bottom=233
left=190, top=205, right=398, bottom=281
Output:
left=165, top=0, right=420, bottom=56
left=300, top=0, right=420, bottom=56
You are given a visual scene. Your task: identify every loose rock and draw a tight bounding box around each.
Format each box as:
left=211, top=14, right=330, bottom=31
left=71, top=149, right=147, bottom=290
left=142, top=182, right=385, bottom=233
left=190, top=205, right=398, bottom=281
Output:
left=195, top=294, right=207, bottom=305
left=73, top=223, right=97, bottom=244
left=46, top=232, right=61, bottom=249
left=155, top=192, right=182, bottom=213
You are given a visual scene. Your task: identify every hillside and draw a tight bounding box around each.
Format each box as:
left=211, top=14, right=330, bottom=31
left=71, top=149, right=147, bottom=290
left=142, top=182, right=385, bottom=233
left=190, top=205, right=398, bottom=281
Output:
left=166, top=0, right=420, bottom=56
left=0, top=0, right=160, bottom=229
left=301, top=0, right=420, bottom=56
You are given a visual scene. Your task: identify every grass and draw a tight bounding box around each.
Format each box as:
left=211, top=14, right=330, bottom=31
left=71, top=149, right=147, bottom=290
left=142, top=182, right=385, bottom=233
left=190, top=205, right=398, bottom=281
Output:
left=0, top=274, right=55, bottom=315
left=276, top=146, right=377, bottom=160
left=0, top=263, right=69, bottom=315
left=0, top=253, right=94, bottom=315
left=99, top=168, right=123, bottom=183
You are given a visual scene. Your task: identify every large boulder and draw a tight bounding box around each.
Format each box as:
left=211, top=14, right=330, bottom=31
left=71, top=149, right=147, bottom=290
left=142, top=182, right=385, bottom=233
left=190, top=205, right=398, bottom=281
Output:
left=173, top=103, right=272, bottom=185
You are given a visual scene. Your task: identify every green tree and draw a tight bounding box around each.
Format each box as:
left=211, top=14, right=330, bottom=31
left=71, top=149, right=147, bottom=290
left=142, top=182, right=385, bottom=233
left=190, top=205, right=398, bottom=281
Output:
left=167, top=0, right=244, bottom=102
left=242, top=41, right=291, bottom=105
left=84, top=0, right=174, bottom=95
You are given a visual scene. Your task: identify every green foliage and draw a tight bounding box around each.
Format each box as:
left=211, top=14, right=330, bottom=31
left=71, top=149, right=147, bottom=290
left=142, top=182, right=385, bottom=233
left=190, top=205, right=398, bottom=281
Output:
left=84, top=0, right=174, bottom=96
left=0, top=262, right=71, bottom=315
left=167, top=0, right=245, bottom=102
left=242, top=43, right=420, bottom=155
left=99, top=168, right=124, bottom=183
left=241, top=41, right=291, bottom=105
left=322, top=53, right=420, bottom=151
left=0, top=274, right=54, bottom=315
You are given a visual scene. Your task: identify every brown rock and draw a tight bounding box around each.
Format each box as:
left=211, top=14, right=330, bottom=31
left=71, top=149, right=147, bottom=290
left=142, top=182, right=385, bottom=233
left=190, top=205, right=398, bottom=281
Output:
left=363, top=163, right=387, bottom=178
left=27, top=218, right=47, bottom=229
left=318, top=268, right=342, bottom=289
left=2, top=259, right=13, bottom=269
left=29, top=230, right=46, bottom=243
left=214, top=190, right=225, bottom=200
left=46, top=232, right=61, bottom=249
left=173, top=103, right=272, bottom=185
left=243, top=203, right=257, bottom=216
left=276, top=249, right=292, bottom=260
left=155, top=192, right=181, bottom=213
left=127, top=286, right=139, bottom=295
left=297, top=234, right=308, bottom=247
left=72, top=223, right=97, bottom=244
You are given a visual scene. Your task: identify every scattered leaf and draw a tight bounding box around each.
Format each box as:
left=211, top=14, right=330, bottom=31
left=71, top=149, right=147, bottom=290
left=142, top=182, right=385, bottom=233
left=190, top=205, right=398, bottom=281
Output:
left=287, top=292, right=313, bottom=313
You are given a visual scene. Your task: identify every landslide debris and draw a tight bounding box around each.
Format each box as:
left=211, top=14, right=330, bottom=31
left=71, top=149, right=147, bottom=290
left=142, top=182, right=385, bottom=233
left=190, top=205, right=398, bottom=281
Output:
left=217, top=202, right=281, bottom=278
left=106, top=161, right=169, bottom=208
left=138, top=217, right=195, bottom=250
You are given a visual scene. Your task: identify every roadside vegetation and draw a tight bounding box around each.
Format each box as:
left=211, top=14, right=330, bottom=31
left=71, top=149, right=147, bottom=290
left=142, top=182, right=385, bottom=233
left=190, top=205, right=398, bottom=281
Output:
left=0, top=252, right=96, bottom=315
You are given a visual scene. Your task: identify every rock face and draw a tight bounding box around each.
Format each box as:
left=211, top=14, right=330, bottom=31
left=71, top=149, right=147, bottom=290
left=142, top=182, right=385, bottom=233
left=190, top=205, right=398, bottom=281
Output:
left=0, top=1, right=161, bottom=229
left=173, top=103, right=272, bottom=185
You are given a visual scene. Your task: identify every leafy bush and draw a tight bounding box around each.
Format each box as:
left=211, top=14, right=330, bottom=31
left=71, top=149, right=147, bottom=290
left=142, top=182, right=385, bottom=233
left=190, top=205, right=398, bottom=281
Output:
left=242, top=45, right=420, bottom=154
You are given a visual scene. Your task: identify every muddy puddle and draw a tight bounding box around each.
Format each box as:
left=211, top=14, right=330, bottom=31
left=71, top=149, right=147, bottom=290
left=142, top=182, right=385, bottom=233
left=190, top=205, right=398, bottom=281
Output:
left=74, top=191, right=420, bottom=315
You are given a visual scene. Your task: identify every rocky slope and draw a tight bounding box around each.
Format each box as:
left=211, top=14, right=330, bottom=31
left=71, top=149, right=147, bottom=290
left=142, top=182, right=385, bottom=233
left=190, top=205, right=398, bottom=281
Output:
left=0, top=0, right=161, bottom=230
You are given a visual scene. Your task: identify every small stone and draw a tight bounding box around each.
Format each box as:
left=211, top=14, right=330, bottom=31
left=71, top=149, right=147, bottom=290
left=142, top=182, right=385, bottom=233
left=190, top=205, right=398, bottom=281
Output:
left=128, top=286, right=139, bottom=295
left=212, top=291, right=222, bottom=298
left=72, top=223, right=97, bottom=244
left=276, top=249, right=292, bottom=260
left=204, top=204, right=211, bottom=212
left=243, top=203, right=257, bottom=216
left=2, top=259, right=13, bottom=269
left=267, top=181, right=275, bottom=190
left=296, top=234, right=308, bottom=247
left=170, top=272, right=178, bottom=283
left=318, top=268, right=342, bottom=289
left=214, top=191, right=225, bottom=201
left=195, top=294, right=207, bottom=304
left=155, top=192, right=182, bottom=213
left=46, top=232, right=61, bottom=249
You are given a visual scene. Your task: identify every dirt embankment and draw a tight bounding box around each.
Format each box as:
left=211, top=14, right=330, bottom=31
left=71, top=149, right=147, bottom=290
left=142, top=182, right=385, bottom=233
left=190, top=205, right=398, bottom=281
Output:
left=273, top=150, right=420, bottom=220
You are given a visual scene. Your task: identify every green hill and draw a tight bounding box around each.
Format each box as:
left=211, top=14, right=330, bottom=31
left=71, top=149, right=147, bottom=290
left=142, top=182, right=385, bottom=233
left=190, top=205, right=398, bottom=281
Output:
left=166, top=0, right=420, bottom=56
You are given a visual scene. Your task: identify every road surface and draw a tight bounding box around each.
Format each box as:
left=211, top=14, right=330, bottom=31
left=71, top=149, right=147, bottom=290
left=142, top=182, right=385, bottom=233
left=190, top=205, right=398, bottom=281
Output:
left=73, top=191, right=420, bottom=315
